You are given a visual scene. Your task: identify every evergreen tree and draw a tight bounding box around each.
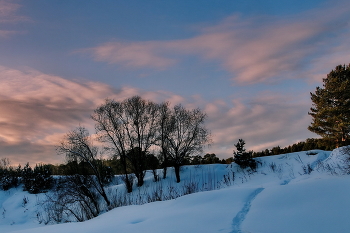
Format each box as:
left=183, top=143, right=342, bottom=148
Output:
left=22, top=163, right=34, bottom=192
left=233, top=139, right=256, bottom=170
left=308, top=64, right=350, bottom=147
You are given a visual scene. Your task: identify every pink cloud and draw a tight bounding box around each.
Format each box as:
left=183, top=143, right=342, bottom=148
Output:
left=82, top=41, right=176, bottom=69
left=82, top=3, right=350, bottom=84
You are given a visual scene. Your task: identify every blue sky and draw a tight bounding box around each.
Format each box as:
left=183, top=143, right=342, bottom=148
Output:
left=0, top=0, right=349, bottom=165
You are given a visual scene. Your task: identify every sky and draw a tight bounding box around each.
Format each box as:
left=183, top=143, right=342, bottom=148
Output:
left=0, top=0, right=350, bottom=165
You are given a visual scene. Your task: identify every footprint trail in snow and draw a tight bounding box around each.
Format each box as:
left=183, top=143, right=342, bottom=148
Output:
left=231, top=188, right=264, bottom=233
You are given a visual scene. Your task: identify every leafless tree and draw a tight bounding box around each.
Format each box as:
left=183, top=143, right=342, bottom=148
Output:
left=157, top=102, right=172, bottom=179
left=57, top=126, right=111, bottom=207
left=166, top=105, right=210, bottom=183
left=92, top=96, right=161, bottom=190
left=92, top=99, right=133, bottom=192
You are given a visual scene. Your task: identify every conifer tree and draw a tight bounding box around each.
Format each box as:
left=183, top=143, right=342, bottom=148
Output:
left=233, top=139, right=256, bottom=170
left=308, top=64, right=350, bottom=147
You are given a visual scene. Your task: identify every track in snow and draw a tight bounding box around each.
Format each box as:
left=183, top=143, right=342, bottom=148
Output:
left=231, top=188, right=264, bottom=233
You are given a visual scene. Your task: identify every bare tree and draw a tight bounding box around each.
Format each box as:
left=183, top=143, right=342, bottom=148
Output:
left=92, top=99, right=133, bottom=192
left=157, top=102, right=172, bottom=179
left=166, top=105, right=210, bottom=183
left=57, top=126, right=111, bottom=207
left=92, top=96, right=161, bottom=190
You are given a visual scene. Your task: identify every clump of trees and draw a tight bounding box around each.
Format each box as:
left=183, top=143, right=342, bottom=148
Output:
left=190, top=153, right=223, bottom=165
left=22, top=163, right=53, bottom=194
left=0, top=158, right=54, bottom=193
left=91, top=96, right=210, bottom=189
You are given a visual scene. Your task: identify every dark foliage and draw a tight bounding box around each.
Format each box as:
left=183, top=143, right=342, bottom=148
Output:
left=0, top=159, right=20, bottom=190
left=22, top=163, right=54, bottom=194
left=233, top=139, right=257, bottom=170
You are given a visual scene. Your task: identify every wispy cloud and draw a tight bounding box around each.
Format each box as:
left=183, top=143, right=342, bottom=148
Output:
left=0, top=0, right=29, bottom=39
left=0, top=0, right=28, bottom=23
left=81, top=41, right=176, bottom=69
left=83, top=2, right=350, bottom=84
left=0, top=28, right=19, bottom=37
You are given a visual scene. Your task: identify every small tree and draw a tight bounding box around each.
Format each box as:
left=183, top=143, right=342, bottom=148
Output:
left=57, top=126, right=111, bottom=207
left=233, top=139, right=256, bottom=170
left=308, top=64, right=350, bottom=147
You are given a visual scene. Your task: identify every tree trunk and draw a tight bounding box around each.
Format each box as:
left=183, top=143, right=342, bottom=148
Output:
left=122, top=156, right=133, bottom=193
left=124, top=174, right=133, bottom=193
left=163, top=166, right=167, bottom=179
left=101, top=190, right=111, bottom=207
left=136, top=172, right=144, bottom=187
left=174, top=165, right=181, bottom=183
left=162, top=158, right=168, bottom=179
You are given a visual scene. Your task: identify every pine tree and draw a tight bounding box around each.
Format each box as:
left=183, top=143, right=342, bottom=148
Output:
left=308, top=64, right=350, bottom=147
left=233, top=139, right=256, bottom=170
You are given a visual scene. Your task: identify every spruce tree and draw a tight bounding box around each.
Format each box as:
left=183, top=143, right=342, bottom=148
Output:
left=233, top=139, right=256, bottom=170
left=308, top=64, right=350, bottom=147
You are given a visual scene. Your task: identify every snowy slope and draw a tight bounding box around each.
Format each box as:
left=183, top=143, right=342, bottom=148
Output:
left=1, top=148, right=350, bottom=233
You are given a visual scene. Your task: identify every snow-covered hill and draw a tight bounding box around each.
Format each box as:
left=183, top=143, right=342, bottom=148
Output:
left=1, top=148, right=350, bottom=233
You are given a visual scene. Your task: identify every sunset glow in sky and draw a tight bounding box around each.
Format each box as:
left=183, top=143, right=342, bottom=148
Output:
left=1, top=0, right=350, bottom=165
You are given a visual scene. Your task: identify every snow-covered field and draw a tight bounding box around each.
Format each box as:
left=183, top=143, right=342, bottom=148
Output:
left=1, top=148, right=350, bottom=233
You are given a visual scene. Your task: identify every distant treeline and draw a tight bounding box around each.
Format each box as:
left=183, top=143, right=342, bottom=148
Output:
left=251, top=138, right=337, bottom=158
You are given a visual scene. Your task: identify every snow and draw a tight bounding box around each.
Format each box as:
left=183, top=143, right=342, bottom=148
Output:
left=1, top=148, right=350, bottom=233
left=244, top=176, right=350, bottom=233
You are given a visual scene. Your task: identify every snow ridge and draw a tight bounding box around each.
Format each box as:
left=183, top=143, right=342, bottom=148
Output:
left=231, top=187, right=264, bottom=233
